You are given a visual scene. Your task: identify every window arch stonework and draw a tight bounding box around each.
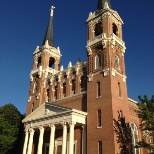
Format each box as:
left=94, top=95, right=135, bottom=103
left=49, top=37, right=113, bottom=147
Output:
left=94, top=22, right=103, bottom=37
left=130, top=123, right=140, bottom=154
left=115, top=55, right=120, bottom=70
left=112, top=23, right=118, bottom=36
left=95, top=54, right=102, bottom=69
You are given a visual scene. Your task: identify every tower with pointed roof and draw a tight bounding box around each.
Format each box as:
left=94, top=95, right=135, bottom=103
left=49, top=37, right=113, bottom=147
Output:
left=26, top=6, right=62, bottom=115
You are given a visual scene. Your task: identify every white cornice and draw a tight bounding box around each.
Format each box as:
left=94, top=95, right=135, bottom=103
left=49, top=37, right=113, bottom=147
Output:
left=128, top=98, right=138, bottom=104
left=86, top=33, right=126, bottom=52
left=86, top=7, right=123, bottom=26
left=111, top=68, right=127, bottom=82
left=33, top=46, right=62, bottom=59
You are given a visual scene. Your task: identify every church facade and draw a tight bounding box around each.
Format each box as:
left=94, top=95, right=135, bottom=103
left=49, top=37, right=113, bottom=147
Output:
left=22, top=0, right=148, bottom=154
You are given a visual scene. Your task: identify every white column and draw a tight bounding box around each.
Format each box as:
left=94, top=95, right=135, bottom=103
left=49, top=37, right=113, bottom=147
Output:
left=22, top=129, right=29, bottom=154
left=37, top=126, right=44, bottom=154
left=68, top=121, right=76, bottom=154
left=27, top=128, right=35, bottom=154
left=61, top=122, right=67, bottom=154
left=82, top=126, right=86, bottom=154
left=49, top=124, right=55, bottom=154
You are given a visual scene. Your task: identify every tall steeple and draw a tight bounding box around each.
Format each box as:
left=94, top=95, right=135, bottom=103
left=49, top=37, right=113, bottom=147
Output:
left=42, top=6, right=55, bottom=47
left=97, top=0, right=111, bottom=10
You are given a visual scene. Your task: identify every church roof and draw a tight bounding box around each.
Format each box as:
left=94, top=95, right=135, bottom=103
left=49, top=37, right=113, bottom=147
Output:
left=22, top=102, right=87, bottom=128
left=42, top=6, right=55, bottom=47
left=97, top=0, right=111, bottom=10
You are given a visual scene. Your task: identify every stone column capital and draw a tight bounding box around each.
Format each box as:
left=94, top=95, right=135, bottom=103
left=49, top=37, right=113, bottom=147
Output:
left=38, top=126, right=44, bottom=133
left=29, top=128, right=35, bottom=134
left=81, top=125, right=86, bottom=131
left=61, top=122, right=67, bottom=127
left=68, top=121, right=76, bottom=126
left=49, top=124, right=55, bottom=130
left=25, top=128, right=29, bottom=134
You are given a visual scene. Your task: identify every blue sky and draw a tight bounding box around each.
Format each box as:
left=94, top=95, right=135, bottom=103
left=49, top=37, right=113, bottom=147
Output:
left=0, top=0, right=154, bottom=114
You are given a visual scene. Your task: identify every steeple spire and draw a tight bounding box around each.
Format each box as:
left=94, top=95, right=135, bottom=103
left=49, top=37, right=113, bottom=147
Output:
left=97, top=0, right=111, bottom=10
left=42, top=6, right=55, bottom=47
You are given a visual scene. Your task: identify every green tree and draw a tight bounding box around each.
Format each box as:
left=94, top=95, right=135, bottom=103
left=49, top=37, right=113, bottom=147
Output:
left=113, top=111, right=133, bottom=154
left=0, top=103, right=24, bottom=154
left=135, top=95, right=154, bottom=153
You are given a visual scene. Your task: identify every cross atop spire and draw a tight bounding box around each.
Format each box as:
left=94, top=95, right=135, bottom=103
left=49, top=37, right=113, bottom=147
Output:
left=42, top=6, right=55, bottom=47
left=50, top=6, right=55, bottom=17
left=97, top=0, right=111, bottom=10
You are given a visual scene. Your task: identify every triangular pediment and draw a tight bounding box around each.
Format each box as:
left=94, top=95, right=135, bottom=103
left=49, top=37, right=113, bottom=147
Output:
left=23, top=102, right=73, bottom=123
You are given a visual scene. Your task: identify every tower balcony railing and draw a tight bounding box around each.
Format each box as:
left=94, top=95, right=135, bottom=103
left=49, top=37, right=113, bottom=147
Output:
left=111, top=33, right=125, bottom=49
left=87, top=33, right=104, bottom=47
left=47, top=67, right=59, bottom=74
left=30, top=68, right=39, bottom=75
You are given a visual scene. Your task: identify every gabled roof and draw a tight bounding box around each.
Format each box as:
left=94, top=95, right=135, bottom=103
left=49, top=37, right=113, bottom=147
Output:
left=97, top=0, right=111, bottom=10
left=23, top=102, right=87, bottom=128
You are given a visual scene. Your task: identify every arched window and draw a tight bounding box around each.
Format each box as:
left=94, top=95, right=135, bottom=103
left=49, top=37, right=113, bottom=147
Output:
left=46, top=88, right=50, bottom=102
left=115, top=56, right=120, bottom=69
left=37, top=57, right=41, bottom=68
left=95, top=54, right=102, bottom=69
left=54, top=85, right=58, bottom=100
left=31, top=103, right=34, bottom=112
left=49, top=57, right=55, bottom=69
left=148, top=136, right=154, bottom=153
left=130, top=123, right=140, bottom=154
left=80, top=76, right=87, bottom=92
left=94, top=22, right=103, bottom=37
left=71, top=79, right=75, bottom=95
left=62, top=82, right=66, bottom=98
left=118, top=82, right=121, bottom=98
left=33, top=82, right=38, bottom=93
left=112, top=23, right=118, bottom=36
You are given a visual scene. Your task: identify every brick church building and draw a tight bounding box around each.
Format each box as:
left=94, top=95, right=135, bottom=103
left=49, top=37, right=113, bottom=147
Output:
left=22, top=0, right=148, bottom=154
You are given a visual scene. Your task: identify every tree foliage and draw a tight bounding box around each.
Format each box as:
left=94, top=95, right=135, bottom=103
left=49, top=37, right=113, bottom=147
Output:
left=113, top=111, right=133, bottom=154
left=0, top=103, right=24, bottom=154
left=135, top=95, right=154, bottom=154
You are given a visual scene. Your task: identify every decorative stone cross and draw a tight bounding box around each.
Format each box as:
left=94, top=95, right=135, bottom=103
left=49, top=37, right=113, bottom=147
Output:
left=50, top=6, right=55, bottom=17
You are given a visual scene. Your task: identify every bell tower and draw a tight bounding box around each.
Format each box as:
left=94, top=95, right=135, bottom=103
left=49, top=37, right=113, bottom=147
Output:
left=26, top=6, right=62, bottom=116
left=86, top=0, right=130, bottom=153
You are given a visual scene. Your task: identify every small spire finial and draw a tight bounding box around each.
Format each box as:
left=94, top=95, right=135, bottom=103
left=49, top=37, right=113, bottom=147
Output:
left=97, top=0, right=111, bottom=10
left=50, top=6, right=55, bottom=17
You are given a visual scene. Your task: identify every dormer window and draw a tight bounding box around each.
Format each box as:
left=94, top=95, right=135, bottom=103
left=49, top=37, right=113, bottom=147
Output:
left=49, top=57, right=55, bottom=69
left=95, top=54, right=102, bottom=69
left=112, top=23, right=118, bottom=36
left=94, top=22, right=103, bottom=37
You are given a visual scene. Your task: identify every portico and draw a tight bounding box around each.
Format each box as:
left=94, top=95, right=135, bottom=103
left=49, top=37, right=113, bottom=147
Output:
left=22, top=103, right=87, bottom=154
